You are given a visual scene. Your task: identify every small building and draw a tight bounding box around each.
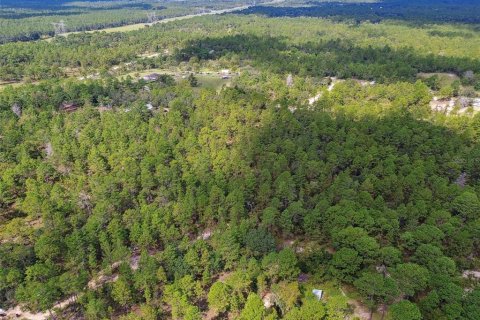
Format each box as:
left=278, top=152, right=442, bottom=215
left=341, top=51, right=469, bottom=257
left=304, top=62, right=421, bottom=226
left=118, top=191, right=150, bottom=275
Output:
left=146, top=103, right=154, bottom=110
left=143, top=73, right=161, bottom=82
left=59, top=102, right=79, bottom=112
left=220, top=69, right=230, bottom=75
left=0, top=308, right=6, bottom=317
left=312, top=289, right=323, bottom=300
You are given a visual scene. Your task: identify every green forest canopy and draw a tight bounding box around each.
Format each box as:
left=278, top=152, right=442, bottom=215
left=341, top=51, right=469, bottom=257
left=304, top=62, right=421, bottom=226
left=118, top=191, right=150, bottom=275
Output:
left=1, top=1, right=480, bottom=320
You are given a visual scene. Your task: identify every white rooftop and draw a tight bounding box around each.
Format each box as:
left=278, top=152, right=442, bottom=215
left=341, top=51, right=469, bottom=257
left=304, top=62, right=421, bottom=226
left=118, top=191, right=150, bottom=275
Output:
left=312, top=289, right=323, bottom=300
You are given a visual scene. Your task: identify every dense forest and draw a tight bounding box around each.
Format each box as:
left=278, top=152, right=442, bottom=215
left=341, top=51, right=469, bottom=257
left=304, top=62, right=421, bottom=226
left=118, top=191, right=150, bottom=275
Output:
left=2, top=68, right=480, bottom=320
left=1, top=1, right=480, bottom=320
left=240, top=0, right=480, bottom=24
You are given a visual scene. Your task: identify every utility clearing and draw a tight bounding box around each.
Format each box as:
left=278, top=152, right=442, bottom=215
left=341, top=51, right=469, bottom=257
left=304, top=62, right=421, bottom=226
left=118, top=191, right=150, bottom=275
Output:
left=46, top=0, right=285, bottom=39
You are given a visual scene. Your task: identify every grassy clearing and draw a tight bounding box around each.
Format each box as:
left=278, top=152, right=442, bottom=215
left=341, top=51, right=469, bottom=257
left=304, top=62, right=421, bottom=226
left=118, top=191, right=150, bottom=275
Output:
left=0, top=68, right=235, bottom=92
left=45, top=22, right=146, bottom=40
left=195, top=74, right=233, bottom=90
left=118, top=68, right=236, bottom=90
left=341, top=284, right=383, bottom=320
left=117, top=68, right=179, bottom=80
left=417, top=72, right=460, bottom=86
left=73, top=23, right=147, bottom=35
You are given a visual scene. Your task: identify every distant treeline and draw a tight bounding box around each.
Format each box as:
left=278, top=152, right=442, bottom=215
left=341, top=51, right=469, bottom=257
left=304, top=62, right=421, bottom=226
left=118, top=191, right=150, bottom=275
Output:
left=0, top=0, right=152, bottom=9
left=177, top=35, right=480, bottom=83
left=0, top=0, right=251, bottom=44
left=240, top=0, right=480, bottom=24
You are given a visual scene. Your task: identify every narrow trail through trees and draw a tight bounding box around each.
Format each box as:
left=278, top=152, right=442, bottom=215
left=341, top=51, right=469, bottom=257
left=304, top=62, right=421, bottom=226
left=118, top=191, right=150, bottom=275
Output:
left=5, top=254, right=141, bottom=320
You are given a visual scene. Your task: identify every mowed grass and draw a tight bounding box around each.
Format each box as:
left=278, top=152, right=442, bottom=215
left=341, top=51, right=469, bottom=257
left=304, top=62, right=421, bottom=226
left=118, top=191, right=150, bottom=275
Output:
left=195, top=74, right=232, bottom=90
left=80, top=23, right=147, bottom=34
left=0, top=68, right=235, bottom=92
left=118, top=68, right=235, bottom=90
left=417, top=72, right=460, bottom=87
left=118, top=68, right=178, bottom=80
left=47, top=23, right=146, bottom=40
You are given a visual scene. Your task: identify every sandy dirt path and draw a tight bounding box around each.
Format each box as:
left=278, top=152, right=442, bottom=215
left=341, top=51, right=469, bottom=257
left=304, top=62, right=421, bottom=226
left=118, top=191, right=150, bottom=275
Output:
left=4, top=254, right=140, bottom=320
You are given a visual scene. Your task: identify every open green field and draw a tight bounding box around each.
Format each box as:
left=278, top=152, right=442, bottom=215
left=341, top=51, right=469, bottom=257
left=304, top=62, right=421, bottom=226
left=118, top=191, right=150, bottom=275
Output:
left=121, top=68, right=236, bottom=90
left=195, top=74, right=234, bottom=90
left=417, top=72, right=460, bottom=87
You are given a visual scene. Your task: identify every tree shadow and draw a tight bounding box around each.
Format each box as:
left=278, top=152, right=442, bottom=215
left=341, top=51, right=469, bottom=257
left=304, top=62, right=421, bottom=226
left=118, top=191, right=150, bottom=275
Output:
left=176, top=34, right=480, bottom=82
left=236, top=85, right=480, bottom=269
